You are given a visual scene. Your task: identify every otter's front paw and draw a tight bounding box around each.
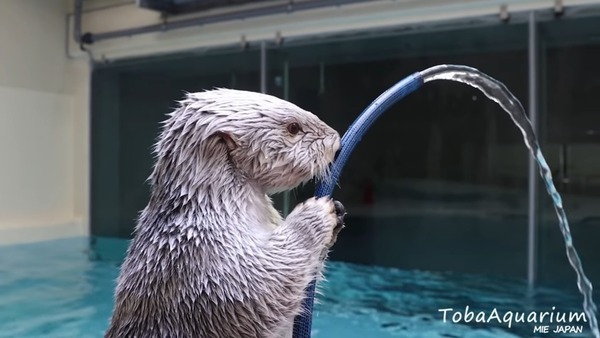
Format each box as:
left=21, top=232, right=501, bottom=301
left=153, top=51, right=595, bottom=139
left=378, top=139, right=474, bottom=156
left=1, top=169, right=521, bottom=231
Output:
left=329, top=200, right=346, bottom=247
left=288, top=197, right=346, bottom=250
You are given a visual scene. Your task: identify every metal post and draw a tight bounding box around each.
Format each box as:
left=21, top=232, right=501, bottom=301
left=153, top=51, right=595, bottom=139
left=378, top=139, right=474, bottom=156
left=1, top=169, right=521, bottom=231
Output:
left=319, top=61, right=325, bottom=94
left=231, top=73, right=237, bottom=88
left=284, top=60, right=290, bottom=102
left=527, top=10, right=539, bottom=291
left=260, top=41, right=267, bottom=94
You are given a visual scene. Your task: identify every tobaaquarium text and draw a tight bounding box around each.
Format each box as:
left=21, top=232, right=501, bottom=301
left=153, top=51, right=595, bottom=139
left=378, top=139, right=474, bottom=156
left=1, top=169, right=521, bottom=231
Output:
left=438, top=306, right=587, bottom=334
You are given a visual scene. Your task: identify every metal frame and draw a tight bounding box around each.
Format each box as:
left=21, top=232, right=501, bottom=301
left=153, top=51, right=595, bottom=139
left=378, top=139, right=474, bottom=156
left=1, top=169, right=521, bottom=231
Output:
left=527, top=10, right=539, bottom=290
left=260, top=41, right=267, bottom=94
left=87, top=0, right=600, bottom=287
left=257, top=8, right=545, bottom=291
left=73, top=0, right=374, bottom=46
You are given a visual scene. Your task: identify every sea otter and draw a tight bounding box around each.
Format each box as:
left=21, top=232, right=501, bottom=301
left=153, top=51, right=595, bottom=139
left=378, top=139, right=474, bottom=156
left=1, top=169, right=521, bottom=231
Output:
left=105, top=88, right=345, bottom=338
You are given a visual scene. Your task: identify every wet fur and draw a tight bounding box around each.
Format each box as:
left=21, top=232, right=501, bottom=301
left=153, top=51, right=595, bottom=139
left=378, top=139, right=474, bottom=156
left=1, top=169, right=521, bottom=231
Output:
left=105, top=89, right=345, bottom=338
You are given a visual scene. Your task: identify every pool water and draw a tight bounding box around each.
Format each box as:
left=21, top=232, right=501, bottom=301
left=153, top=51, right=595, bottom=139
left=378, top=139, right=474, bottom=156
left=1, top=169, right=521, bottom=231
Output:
left=0, top=237, right=591, bottom=338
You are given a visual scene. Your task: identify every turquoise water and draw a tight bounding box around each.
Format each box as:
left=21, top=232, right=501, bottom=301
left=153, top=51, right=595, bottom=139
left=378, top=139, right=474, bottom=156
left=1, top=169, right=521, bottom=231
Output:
left=0, top=237, right=590, bottom=338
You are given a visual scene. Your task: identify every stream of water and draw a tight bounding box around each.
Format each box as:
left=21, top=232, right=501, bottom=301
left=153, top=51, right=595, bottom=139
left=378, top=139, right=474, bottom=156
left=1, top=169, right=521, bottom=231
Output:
left=419, top=64, right=599, bottom=338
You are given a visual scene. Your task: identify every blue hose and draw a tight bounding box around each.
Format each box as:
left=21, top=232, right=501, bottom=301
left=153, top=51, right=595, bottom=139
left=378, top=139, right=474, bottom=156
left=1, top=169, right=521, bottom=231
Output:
left=292, top=72, right=425, bottom=338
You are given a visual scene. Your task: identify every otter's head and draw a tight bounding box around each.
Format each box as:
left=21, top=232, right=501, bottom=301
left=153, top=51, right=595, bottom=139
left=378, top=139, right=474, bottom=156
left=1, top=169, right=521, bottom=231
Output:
left=152, top=88, right=340, bottom=195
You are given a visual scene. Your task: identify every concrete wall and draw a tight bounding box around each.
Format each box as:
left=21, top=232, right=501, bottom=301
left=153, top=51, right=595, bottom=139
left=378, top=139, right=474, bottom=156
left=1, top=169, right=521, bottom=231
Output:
left=0, top=0, right=90, bottom=245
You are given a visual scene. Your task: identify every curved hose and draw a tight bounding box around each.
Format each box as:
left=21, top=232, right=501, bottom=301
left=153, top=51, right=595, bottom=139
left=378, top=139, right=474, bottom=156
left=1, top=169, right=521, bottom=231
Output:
left=292, top=72, right=425, bottom=338
left=293, top=64, right=598, bottom=338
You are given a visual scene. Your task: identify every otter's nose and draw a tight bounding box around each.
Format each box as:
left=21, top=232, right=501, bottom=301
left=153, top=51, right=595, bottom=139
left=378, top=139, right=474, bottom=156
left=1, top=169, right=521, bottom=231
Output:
left=324, top=133, right=341, bottom=161
left=334, top=144, right=341, bottom=160
left=324, top=133, right=341, bottom=152
left=332, top=135, right=341, bottom=153
left=323, top=132, right=341, bottom=163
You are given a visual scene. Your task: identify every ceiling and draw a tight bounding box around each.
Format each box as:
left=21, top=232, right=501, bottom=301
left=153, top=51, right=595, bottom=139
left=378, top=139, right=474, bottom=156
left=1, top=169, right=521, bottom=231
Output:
left=137, top=0, right=278, bottom=14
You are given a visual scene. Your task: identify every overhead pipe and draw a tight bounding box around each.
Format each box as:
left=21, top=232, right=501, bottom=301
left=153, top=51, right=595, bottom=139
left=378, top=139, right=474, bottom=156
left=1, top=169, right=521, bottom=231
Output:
left=73, top=0, right=94, bottom=47
left=75, top=0, right=374, bottom=45
left=73, top=0, right=84, bottom=45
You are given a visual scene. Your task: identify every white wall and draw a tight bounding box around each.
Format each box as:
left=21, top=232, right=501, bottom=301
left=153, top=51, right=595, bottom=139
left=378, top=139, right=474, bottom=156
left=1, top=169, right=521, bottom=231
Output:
left=0, top=0, right=90, bottom=245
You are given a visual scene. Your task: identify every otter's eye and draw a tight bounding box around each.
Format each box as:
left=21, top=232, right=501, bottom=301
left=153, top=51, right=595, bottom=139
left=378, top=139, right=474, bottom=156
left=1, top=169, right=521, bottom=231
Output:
left=287, top=122, right=302, bottom=135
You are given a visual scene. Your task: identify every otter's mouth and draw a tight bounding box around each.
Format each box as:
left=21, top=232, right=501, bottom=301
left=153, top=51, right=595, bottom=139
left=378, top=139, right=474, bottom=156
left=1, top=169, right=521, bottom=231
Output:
left=333, top=147, right=341, bottom=161
left=311, top=147, right=340, bottom=187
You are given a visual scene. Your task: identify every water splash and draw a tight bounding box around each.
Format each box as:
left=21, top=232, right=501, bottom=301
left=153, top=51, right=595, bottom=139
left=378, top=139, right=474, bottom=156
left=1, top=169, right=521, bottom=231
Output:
left=420, top=64, right=599, bottom=338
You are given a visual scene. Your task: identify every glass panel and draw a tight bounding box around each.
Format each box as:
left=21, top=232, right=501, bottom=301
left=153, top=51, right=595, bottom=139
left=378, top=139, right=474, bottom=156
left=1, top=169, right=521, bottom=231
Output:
left=538, top=14, right=600, bottom=298
left=91, top=50, right=261, bottom=238
left=275, top=22, right=530, bottom=277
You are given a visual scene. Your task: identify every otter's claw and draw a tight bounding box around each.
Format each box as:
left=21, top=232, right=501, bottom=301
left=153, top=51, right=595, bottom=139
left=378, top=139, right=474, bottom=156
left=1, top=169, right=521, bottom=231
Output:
left=329, top=199, right=346, bottom=248
left=334, top=199, right=345, bottom=219
left=333, top=200, right=346, bottom=230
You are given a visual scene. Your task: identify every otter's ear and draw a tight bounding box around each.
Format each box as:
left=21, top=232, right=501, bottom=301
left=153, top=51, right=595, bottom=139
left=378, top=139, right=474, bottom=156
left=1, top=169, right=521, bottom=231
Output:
left=216, top=131, right=238, bottom=150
